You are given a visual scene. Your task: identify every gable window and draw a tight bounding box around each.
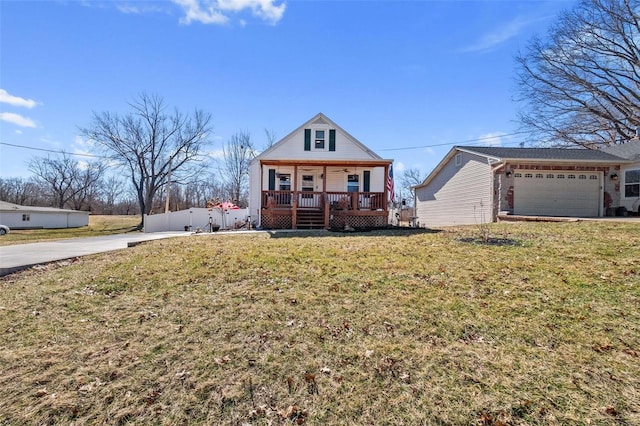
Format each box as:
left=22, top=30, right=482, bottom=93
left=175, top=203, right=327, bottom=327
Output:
left=454, top=153, right=462, bottom=167
left=347, top=174, right=359, bottom=192
left=624, top=169, right=640, bottom=198
left=22, top=214, right=30, bottom=221
left=315, top=130, right=325, bottom=149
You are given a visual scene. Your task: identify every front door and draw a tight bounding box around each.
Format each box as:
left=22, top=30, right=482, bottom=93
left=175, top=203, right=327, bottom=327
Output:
left=300, top=174, right=318, bottom=207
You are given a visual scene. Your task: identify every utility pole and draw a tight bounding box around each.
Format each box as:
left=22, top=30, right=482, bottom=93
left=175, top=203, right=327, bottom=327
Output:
left=165, top=158, right=172, bottom=213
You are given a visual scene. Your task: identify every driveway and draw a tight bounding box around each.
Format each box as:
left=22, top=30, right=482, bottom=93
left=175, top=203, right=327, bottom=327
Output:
left=0, top=232, right=190, bottom=276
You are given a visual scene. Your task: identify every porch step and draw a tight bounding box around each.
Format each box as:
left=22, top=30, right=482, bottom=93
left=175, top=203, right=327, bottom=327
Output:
left=296, top=209, right=325, bottom=229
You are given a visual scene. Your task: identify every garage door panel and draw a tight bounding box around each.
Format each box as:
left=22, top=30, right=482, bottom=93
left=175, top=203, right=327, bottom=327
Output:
left=514, top=171, right=600, bottom=217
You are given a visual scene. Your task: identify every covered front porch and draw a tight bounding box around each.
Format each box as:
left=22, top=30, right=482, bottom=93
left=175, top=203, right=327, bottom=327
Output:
left=257, top=160, right=392, bottom=229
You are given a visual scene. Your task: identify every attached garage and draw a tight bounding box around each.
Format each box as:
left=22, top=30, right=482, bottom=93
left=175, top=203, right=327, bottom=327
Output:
left=514, top=171, right=601, bottom=217
left=413, top=146, right=630, bottom=227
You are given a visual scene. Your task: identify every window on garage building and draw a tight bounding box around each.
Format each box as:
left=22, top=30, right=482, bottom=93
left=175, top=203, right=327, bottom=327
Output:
left=22, top=214, right=30, bottom=221
left=625, top=169, right=640, bottom=198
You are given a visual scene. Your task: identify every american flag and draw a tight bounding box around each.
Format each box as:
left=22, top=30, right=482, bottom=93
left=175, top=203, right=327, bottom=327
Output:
left=387, top=164, right=395, bottom=203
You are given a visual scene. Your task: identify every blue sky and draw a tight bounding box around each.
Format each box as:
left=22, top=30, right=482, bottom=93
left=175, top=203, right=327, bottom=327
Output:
left=0, top=0, right=575, bottom=180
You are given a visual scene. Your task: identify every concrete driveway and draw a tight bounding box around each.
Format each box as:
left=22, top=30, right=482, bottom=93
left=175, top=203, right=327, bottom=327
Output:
left=0, top=231, right=190, bottom=276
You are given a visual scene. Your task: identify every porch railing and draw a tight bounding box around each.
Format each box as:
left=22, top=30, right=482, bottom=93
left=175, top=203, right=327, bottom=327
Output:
left=263, top=191, right=386, bottom=210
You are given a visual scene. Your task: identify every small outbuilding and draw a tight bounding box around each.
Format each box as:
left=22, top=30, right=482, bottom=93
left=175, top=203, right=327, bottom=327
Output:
left=0, top=201, right=89, bottom=229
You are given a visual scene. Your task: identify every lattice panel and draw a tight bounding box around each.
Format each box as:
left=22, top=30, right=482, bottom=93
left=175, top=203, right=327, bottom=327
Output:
left=330, top=215, right=386, bottom=229
left=261, top=214, right=292, bottom=229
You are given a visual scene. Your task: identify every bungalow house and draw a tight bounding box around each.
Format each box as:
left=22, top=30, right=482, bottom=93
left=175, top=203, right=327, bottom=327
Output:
left=0, top=200, right=89, bottom=229
left=413, top=146, right=634, bottom=227
left=248, top=113, right=393, bottom=229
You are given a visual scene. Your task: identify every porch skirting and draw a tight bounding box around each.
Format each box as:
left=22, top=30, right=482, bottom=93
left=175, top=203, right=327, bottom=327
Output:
left=261, top=210, right=293, bottom=229
left=261, top=209, right=387, bottom=230
left=329, top=212, right=387, bottom=229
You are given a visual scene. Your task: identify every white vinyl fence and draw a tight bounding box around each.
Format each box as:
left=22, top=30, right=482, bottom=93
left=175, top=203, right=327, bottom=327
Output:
left=144, top=207, right=250, bottom=233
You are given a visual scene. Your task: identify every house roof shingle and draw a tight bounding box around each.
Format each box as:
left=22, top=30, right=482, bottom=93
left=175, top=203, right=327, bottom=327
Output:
left=457, top=146, right=626, bottom=162
left=600, top=139, right=640, bottom=161
left=0, top=200, right=87, bottom=214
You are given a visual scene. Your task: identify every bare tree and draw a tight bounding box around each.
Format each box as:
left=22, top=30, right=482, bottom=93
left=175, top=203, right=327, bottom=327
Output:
left=399, top=168, right=426, bottom=207
left=99, top=175, right=127, bottom=214
left=0, top=177, right=42, bottom=206
left=221, top=131, right=255, bottom=206
left=183, top=173, right=224, bottom=207
left=263, top=128, right=278, bottom=150
left=28, top=154, right=105, bottom=210
left=515, top=0, right=640, bottom=147
left=81, top=94, right=212, bottom=228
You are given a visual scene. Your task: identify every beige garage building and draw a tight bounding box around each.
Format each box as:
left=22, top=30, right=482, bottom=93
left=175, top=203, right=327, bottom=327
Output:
left=413, top=146, right=631, bottom=227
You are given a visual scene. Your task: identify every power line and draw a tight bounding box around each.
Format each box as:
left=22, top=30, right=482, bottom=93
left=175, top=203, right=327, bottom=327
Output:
left=377, top=131, right=529, bottom=151
left=0, top=141, right=109, bottom=159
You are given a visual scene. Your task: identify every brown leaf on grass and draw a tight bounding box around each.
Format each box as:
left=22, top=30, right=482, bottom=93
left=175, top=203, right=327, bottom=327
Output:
left=249, top=405, right=267, bottom=420
left=592, top=343, right=613, bottom=353
left=214, top=355, right=231, bottom=365
left=305, top=373, right=318, bottom=394
left=623, top=349, right=638, bottom=357
left=34, top=388, right=48, bottom=397
left=604, top=406, right=618, bottom=416
left=280, top=405, right=307, bottom=424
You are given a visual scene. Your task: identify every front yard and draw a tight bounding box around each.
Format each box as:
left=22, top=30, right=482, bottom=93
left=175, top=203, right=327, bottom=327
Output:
left=0, top=222, right=638, bottom=424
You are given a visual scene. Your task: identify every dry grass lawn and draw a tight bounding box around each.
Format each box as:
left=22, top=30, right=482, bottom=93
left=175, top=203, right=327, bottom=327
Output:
left=0, top=222, right=638, bottom=425
left=0, top=215, right=139, bottom=246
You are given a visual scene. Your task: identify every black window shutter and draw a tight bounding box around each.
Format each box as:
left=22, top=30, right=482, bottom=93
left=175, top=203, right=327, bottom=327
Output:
left=329, top=129, right=336, bottom=151
left=363, top=170, right=371, bottom=192
left=268, top=169, right=276, bottom=190
left=304, top=129, right=311, bottom=151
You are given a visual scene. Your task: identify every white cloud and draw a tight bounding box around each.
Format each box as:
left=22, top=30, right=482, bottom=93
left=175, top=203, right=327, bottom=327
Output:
left=477, top=132, right=504, bottom=147
left=0, top=89, right=38, bottom=109
left=422, top=147, right=435, bottom=155
left=73, top=135, right=97, bottom=157
left=207, top=148, right=225, bottom=159
left=0, top=112, right=37, bottom=128
left=116, top=3, right=168, bottom=15
left=459, top=16, right=541, bottom=53
left=173, top=0, right=286, bottom=25
left=394, top=161, right=405, bottom=173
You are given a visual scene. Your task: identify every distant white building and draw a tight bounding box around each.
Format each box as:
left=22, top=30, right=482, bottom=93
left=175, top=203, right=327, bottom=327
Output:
left=0, top=201, right=89, bottom=229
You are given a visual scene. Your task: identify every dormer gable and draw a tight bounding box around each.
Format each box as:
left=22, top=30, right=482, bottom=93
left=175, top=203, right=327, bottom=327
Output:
left=253, top=113, right=383, bottom=162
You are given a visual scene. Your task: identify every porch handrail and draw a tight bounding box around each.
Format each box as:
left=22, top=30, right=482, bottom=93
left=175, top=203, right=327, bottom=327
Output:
left=263, top=190, right=385, bottom=210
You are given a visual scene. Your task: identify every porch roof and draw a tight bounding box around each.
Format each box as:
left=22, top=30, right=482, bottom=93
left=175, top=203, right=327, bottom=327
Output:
left=259, top=159, right=393, bottom=167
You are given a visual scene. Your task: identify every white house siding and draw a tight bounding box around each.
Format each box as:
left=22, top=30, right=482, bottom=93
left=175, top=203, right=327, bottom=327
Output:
left=248, top=161, right=262, bottom=223
left=263, top=127, right=380, bottom=161
left=415, top=152, right=493, bottom=227
left=0, top=211, right=89, bottom=229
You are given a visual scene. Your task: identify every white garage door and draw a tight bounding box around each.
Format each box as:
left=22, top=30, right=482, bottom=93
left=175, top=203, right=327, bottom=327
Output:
left=514, top=171, right=601, bottom=217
